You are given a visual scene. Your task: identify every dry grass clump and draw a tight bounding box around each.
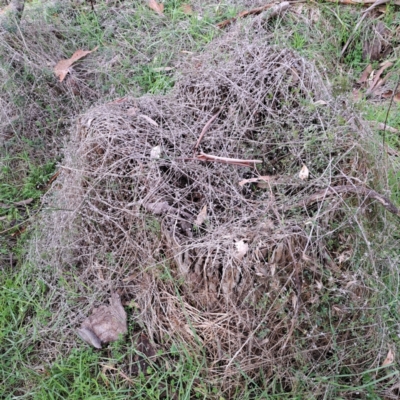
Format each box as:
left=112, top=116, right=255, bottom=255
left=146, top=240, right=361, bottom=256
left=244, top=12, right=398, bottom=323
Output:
left=35, top=21, right=398, bottom=397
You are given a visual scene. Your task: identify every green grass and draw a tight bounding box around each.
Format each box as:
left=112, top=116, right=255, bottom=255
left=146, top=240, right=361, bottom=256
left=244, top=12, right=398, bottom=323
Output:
left=1, top=0, right=400, bottom=398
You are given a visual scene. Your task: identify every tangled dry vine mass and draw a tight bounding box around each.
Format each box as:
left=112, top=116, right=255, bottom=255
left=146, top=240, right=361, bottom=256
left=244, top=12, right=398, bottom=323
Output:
left=35, top=20, right=398, bottom=396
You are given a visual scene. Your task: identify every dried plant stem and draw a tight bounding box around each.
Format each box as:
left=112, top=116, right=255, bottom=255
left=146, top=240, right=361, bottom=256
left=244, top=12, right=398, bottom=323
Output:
left=193, top=110, right=222, bottom=155
left=194, top=152, right=262, bottom=167
left=289, top=184, right=400, bottom=216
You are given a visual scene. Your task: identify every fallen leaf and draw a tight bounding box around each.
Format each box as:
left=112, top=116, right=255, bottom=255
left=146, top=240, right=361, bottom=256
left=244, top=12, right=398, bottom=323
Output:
left=381, top=90, right=400, bottom=102
left=143, top=201, right=172, bottom=215
left=352, top=88, right=362, bottom=101
left=313, top=100, right=328, bottom=106
left=358, top=64, right=373, bottom=84
left=371, top=122, right=400, bottom=133
left=194, top=204, right=207, bottom=226
left=138, top=114, right=159, bottom=127
left=324, top=0, right=400, bottom=5
left=298, top=165, right=309, bottom=180
left=235, top=239, right=248, bottom=261
left=221, top=266, right=240, bottom=295
left=77, top=293, right=127, bottom=349
left=239, top=175, right=275, bottom=187
left=10, top=226, right=26, bottom=237
left=14, top=198, right=34, bottom=206
left=382, top=349, right=395, bottom=366
left=309, top=6, right=320, bottom=23
left=0, top=198, right=33, bottom=209
left=345, top=280, right=358, bottom=288
left=126, top=107, right=138, bottom=116
left=367, top=61, right=393, bottom=94
left=54, top=47, right=98, bottom=82
left=77, top=327, right=102, bottom=349
left=292, top=294, right=298, bottom=310
left=152, top=67, right=174, bottom=72
left=337, top=250, right=352, bottom=264
left=148, top=0, right=164, bottom=15
left=150, top=145, right=161, bottom=159
left=181, top=4, right=193, bottom=14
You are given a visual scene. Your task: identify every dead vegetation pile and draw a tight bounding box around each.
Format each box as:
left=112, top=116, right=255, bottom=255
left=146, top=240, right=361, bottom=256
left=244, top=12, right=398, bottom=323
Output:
left=35, top=20, right=400, bottom=397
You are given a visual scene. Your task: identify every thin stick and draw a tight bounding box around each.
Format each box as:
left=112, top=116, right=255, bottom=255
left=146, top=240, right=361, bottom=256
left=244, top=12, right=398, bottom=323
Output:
left=382, top=75, right=400, bottom=152
left=324, top=0, right=400, bottom=5
left=195, top=152, right=262, bottom=167
left=382, top=74, right=400, bottom=190
left=193, top=110, right=221, bottom=155
left=287, top=184, right=400, bottom=216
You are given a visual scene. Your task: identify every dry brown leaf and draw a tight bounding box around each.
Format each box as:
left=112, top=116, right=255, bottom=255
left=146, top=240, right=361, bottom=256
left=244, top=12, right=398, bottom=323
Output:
left=126, top=107, right=138, bottom=116
left=345, top=280, right=358, bottom=288
left=358, top=64, right=373, bottom=84
left=221, top=266, right=240, bottom=295
left=194, top=204, right=207, bottom=226
left=138, top=114, right=159, bottom=126
left=238, top=175, right=275, bottom=187
left=325, top=0, right=400, bottom=5
left=352, top=88, right=362, bottom=101
left=148, top=0, right=164, bottom=15
left=367, top=61, right=393, bottom=93
left=291, top=294, right=298, bottom=310
left=144, top=201, right=172, bottom=215
left=313, top=100, right=328, bottom=106
left=77, top=293, right=127, bottom=349
left=381, top=90, right=400, bottom=102
left=152, top=67, right=174, bottom=72
left=369, top=121, right=399, bottom=133
left=337, top=250, right=352, bottom=264
left=0, top=198, right=33, bottom=209
left=382, top=349, right=395, bottom=366
left=298, top=165, right=309, bottom=180
left=181, top=4, right=193, bottom=14
left=310, top=7, right=321, bottom=23
left=54, top=47, right=98, bottom=82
